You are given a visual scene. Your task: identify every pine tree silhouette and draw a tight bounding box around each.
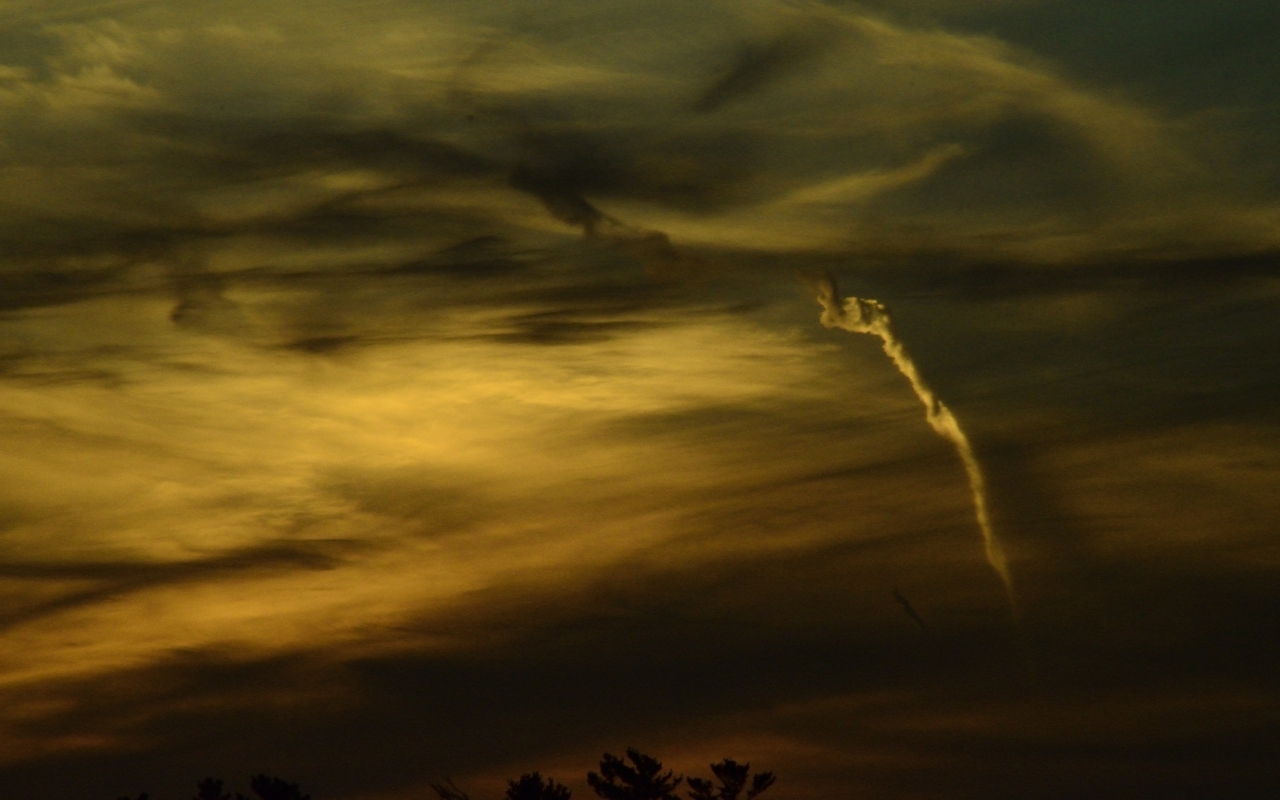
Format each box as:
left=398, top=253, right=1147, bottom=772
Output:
left=685, top=760, right=775, bottom=800
left=195, top=777, right=231, bottom=800
left=587, top=750, right=682, bottom=800
left=127, top=751, right=773, bottom=800
left=235, top=774, right=311, bottom=800
left=505, top=772, right=572, bottom=800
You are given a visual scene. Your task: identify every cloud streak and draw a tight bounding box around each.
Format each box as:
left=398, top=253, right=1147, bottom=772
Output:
left=814, top=274, right=1016, bottom=610
left=1, top=1, right=1279, bottom=797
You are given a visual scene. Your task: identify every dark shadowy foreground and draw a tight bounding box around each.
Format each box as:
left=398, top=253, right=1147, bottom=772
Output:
left=113, top=750, right=774, bottom=800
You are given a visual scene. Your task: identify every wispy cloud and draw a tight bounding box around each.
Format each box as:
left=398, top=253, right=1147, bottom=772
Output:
left=1, top=2, right=1279, bottom=798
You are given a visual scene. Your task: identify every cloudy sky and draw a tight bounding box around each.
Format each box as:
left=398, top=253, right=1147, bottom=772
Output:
left=1, top=1, right=1278, bottom=797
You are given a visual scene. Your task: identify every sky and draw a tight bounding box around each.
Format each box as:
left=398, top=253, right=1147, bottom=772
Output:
left=0, top=1, right=1278, bottom=798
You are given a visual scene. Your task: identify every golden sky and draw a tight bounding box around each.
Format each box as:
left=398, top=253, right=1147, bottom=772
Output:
left=1, top=1, right=1278, bottom=798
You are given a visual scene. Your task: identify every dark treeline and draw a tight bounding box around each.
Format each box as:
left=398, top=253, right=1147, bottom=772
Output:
left=112, top=749, right=774, bottom=800
left=117, top=774, right=312, bottom=800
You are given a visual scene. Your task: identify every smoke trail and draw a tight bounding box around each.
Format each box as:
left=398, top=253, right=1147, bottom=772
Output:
left=813, top=276, right=1017, bottom=611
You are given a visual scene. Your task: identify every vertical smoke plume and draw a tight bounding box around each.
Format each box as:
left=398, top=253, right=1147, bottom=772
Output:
left=813, top=276, right=1017, bottom=612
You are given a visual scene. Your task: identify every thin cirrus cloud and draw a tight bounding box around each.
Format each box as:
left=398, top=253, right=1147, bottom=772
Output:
left=0, top=0, right=1275, bottom=270
left=1, top=1, right=1279, bottom=799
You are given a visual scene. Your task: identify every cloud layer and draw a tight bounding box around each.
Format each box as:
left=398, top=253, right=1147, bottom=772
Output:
left=1, top=1, right=1279, bottom=798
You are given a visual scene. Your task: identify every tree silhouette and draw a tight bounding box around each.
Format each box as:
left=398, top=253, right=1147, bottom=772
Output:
left=685, top=760, right=775, bottom=800
left=433, top=771, right=572, bottom=800
left=505, top=772, right=572, bottom=800
left=235, top=774, right=311, bottom=800
left=431, top=778, right=472, bottom=800
left=112, top=751, right=773, bottom=800
left=587, top=750, right=682, bottom=800
left=195, top=777, right=231, bottom=800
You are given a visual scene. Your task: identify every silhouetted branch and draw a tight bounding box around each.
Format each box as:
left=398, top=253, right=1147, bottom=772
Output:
left=234, top=774, right=310, bottom=800
left=432, top=778, right=473, bottom=800
left=746, top=772, right=775, bottom=800
left=686, top=760, right=774, bottom=800
left=112, top=751, right=772, bottom=800
left=195, top=777, right=231, bottom=800
left=588, top=750, right=682, bottom=800
left=506, top=772, right=572, bottom=800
